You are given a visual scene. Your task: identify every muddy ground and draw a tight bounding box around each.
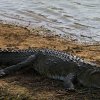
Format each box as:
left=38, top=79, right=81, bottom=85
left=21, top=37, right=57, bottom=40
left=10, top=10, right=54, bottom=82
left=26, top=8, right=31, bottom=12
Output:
left=0, top=23, right=100, bottom=100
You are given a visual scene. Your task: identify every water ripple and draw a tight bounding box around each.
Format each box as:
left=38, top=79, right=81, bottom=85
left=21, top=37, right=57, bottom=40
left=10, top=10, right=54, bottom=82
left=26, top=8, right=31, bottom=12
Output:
left=0, top=0, right=100, bottom=43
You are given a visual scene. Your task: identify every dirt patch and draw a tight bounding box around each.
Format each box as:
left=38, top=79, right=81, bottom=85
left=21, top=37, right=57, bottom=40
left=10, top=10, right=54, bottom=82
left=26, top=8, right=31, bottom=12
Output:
left=0, top=23, right=100, bottom=100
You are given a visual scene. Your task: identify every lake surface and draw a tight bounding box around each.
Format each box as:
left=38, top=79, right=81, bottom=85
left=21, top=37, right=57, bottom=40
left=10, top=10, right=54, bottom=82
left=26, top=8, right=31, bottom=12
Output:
left=0, top=0, right=100, bottom=43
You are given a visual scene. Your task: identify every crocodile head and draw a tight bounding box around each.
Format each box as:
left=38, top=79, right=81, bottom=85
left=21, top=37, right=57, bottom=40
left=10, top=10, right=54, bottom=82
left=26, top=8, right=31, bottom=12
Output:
left=78, top=69, right=100, bottom=88
left=78, top=63, right=100, bottom=89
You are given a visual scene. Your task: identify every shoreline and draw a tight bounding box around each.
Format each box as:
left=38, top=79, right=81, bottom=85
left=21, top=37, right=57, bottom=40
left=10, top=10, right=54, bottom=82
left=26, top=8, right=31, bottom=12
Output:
left=1, top=21, right=100, bottom=45
left=0, top=23, right=100, bottom=99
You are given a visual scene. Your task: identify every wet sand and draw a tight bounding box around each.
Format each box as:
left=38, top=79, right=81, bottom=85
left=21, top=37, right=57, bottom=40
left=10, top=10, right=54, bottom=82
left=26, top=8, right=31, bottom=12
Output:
left=0, top=23, right=100, bottom=100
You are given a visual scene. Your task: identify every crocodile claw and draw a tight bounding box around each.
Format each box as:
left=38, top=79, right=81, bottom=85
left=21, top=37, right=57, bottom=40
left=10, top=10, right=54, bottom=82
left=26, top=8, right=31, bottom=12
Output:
left=0, top=69, right=6, bottom=77
left=65, top=88, right=76, bottom=92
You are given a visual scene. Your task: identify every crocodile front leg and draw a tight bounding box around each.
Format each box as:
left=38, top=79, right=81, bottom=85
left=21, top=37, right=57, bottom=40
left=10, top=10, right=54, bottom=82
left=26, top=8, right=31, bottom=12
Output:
left=0, top=55, right=36, bottom=77
left=63, top=73, right=76, bottom=90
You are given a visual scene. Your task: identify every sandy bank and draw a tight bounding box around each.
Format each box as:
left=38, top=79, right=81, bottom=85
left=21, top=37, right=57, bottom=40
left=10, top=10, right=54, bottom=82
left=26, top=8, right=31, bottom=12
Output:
left=0, top=23, right=100, bottom=100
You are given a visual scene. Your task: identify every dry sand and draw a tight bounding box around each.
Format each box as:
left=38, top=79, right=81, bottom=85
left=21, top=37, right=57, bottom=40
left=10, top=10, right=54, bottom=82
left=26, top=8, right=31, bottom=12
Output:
left=0, top=23, right=100, bottom=100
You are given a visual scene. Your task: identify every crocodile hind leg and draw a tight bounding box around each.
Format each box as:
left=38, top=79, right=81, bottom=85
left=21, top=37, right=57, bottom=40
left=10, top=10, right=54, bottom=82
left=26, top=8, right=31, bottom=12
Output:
left=63, top=73, right=76, bottom=90
left=0, top=55, right=36, bottom=77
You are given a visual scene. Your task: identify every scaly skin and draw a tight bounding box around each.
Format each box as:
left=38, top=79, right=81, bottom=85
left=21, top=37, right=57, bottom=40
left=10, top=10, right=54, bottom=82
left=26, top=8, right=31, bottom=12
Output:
left=0, top=48, right=100, bottom=90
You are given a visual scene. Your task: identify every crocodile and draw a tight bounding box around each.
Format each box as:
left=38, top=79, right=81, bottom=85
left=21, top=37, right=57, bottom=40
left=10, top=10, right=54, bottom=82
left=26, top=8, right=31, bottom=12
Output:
left=0, top=48, right=100, bottom=90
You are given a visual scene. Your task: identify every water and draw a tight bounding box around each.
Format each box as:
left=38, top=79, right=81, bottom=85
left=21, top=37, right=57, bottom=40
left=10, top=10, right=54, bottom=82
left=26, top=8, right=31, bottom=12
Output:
left=0, top=0, right=100, bottom=43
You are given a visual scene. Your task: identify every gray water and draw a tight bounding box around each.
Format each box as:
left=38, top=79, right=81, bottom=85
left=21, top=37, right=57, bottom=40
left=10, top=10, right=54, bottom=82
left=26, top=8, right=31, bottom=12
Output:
left=0, top=0, right=100, bottom=43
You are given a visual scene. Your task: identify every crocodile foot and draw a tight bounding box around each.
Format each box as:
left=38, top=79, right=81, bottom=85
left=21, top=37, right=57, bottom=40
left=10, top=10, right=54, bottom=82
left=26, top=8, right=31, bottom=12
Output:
left=0, top=69, right=6, bottom=77
left=63, top=73, right=76, bottom=91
